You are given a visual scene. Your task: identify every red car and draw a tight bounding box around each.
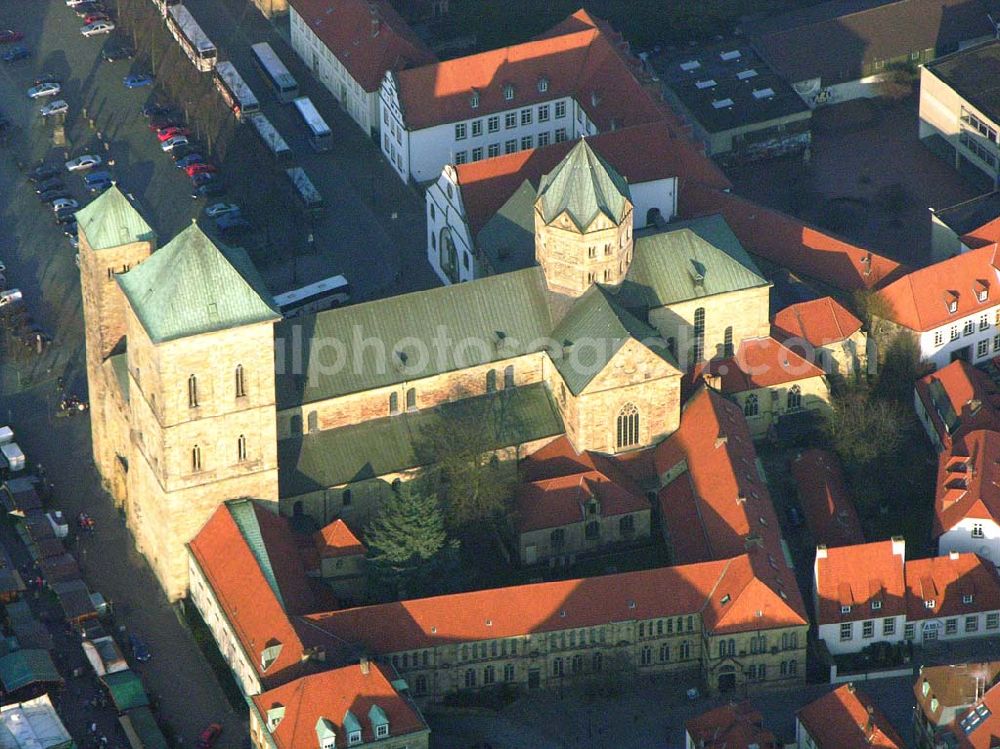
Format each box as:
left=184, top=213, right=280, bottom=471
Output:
left=156, top=126, right=190, bottom=142
left=196, top=724, right=222, bottom=749
left=83, top=12, right=111, bottom=24
left=0, top=30, right=24, bottom=43
left=185, top=163, right=217, bottom=177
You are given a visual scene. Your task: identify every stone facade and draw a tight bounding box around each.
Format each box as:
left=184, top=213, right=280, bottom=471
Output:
left=730, top=374, right=831, bottom=440
left=517, top=505, right=651, bottom=566
left=535, top=204, right=633, bottom=297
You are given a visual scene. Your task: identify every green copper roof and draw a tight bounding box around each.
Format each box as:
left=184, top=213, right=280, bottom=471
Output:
left=278, top=383, right=563, bottom=495
left=537, top=138, right=631, bottom=230
left=550, top=285, right=675, bottom=395
left=477, top=179, right=537, bottom=275
left=74, top=185, right=156, bottom=251
left=228, top=499, right=285, bottom=609
left=116, top=223, right=279, bottom=343
left=618, top=214, right=769, bottom=310
left=274, top=267, right=554, bottom=408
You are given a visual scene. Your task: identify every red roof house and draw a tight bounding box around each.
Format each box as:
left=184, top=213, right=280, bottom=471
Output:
left=915, top=360, right=1000, bottom=452
left=685, top=701, right=780, bottom=749
left=791, top=449, right=864, bottom=549
left=796, top=683, right=905, bottom=749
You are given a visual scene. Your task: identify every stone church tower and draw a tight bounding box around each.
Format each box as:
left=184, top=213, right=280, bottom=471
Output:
left=534, top=138, right=634, bottom=296
left=81, top=210, right=282, bottom=599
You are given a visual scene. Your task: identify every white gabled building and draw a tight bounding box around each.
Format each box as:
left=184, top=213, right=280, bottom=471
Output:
left=877, top=242, right=1000, bottom=370
left=423, top=121, right=730, bottom=284
left=288, top=0, right=435, bottom=138
left=379, top=9, right=671, bottom=184
left=814, top=538, right=1000, bottom=655
left=935, top=429, right=1000, bottom=568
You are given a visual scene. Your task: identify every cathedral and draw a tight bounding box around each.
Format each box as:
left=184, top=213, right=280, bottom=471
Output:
left=80, top=139, right=783, bottom=599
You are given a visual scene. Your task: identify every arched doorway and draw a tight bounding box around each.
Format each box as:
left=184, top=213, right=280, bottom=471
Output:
left=718, top=665, right=736, bottom=693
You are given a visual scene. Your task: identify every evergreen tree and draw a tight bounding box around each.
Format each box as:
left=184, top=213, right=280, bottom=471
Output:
left=365, top=481, right=459, bottom=600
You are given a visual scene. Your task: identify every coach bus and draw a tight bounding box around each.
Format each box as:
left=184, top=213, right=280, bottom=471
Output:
left=292, top=96, right=333, bottom=152
left=251, top=42, right=299, bottom=104
left=285, top=167, right=323, bottom=212
left=214, top=62, right=260, bottom=121
left=165, top=5, right=216, bottom=72
left=247, top=113, right=292, bottom=162
left=273, top=275, right=351, bottom=318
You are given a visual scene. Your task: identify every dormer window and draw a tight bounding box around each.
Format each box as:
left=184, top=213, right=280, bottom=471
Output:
left=375, top=725, right=388, bottom=739
left=368, top=705, right=389, bottom=741
left=503, top=84, right=514, bottom=101
left=261, top=640, right=283, bottom=671
left=267, top=704, right=285, bottom=732
left=840, top=604, right=851, bottom=614
left=871, top=600, right=882, bottom=610
left=315, top=718, right=336, bottom=749
left=537, top=76, right=549, bottom=93
left=470, top=90, right=480, bottom=109
left=977, top=280, right=990, bottom=302
left=344, top=710, right=362, bottom=746
left=348, top=732, right=361, bottom=746
left=946, top=292, right=959, bottom=314
left=925, top=599, right=936, bottom=609
left=963, top=593, right=974, bottom=604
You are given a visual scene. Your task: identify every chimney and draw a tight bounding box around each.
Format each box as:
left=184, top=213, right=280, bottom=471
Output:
left=703, top=372, right=722, bottom=391
left=950, top=549, right=960, bottom=560
left=891, top=536, right=905, bottom=559
left=865, top=704, right=875, bottom=737
left=816, top=544, right=828, bottom=559
left=360, top=656, right=370, bottom=675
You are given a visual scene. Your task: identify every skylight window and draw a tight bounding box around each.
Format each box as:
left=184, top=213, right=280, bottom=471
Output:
left=752, top=88, right=775, bottom=100
left=736, top=69, right=758, bottom=80
left=680, top=60, right=701, bottom=72
left=720, top=50, right=741, bottom=61
left=712, top=98, right=734, bottom=109
left=695, top=79, right=717, bottom=89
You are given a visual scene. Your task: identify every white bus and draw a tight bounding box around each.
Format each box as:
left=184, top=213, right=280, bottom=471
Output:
left=247, top=113, right=292, bottom=161
left=273, top=275, right=351, bottom=317
left=292, top=97, right=333, bottom=152
left=285, top=167, right=323, bottom=212
left=251, top=42, right=299, bottom=104
left=214, top=62, right=260, bottom=121
left=166, top=5, right=216, bottom=72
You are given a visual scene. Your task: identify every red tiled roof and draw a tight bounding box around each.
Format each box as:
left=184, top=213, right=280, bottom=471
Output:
left=314, top=519, right=366, bottom=559
left=915, top=661, right=1000, bottom=727
left=916, top=360, right=1000, bottom=451
left=393, top=9, right=668, bottom=131
left=453, top=122, right=731, bottom=237
left=514, top=469, right=649, bottom=533
left=772, top=296, right=863, bottom=348
left=876, top=243, right=1000, bottom=332
left=941, top=677, right=1000, bottom=749
left=715, top=336, right=826, bottom=391
left=814, top=540, right=907, bottom=624
left=935, top=430, right=1000, bottom=536
left=288, top=0, right=435, bottom=92
left=791, top=449, right=864, bottom=548
left=905, top=553, right=1000, bottom=621
left=304, top=552, right=805, bottom=653
left=962, top=216, right=1000, bottom=249
left=653, top=387, right=808, bottom=624
left=685, top=701, right=779, bottom=749
left=679, top=182, right=909, bottom=291
left=797, top=684, right=905, bottom=749
left=251, top=663, right=426, bottom=749
left=188, top=502, right=310, bottom=685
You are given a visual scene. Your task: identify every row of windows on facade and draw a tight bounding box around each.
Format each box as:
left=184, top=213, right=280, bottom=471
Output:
left=716, top=632, right=799, bottom=657
left=932, top=310, right=999, bottom=347
left=185, top=367, right=247, bottom=408
left=189, top=436, right=248, bottom=472
left=961, top=109, right=998, bottom=145
left=547, top=514, right=635, bottom=544
left=839, top=612, right=1000, bottom=641
left=456, top=100, right=567, bottom=141
left=454, top=129, right=569, bottom=164
left=743, top=386, right=803, bottom=418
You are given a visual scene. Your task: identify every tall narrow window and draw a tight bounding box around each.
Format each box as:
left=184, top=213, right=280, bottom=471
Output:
left=237, top=435, right=247, bottom=462
left=191, top=445, right=202, bottom=472
left=389, top=392, right=399, bottom=415
left=616, top=403, right=639, bottom=449
left=486, top=370, right=497, bottom=392
left=744, top=393, right=758, bottom=417
left=692, top=308, right=705, bottom=365
left=406, top=388, right=416, bottom=411
left=787, top=385, right=802, bottom=411
left=188, top=375, right=198, bottom=408
left=723, top=327, right=734, bottom=357
left=504, top=365, right=515, bottom=389
left=307, top=411, right=318, bottom=432
left=235, top=365, right=246, bottom=398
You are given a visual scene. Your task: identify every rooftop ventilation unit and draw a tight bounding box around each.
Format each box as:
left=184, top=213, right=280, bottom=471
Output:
left=695, top=79, right=717, bottom=89
left=736, top=68, right=758, bottom=80
left=680, top=60, right=701, bottom=71
left=753, top=88, right=775, bottom=99
left=720, top=50, right=741, bottom=61
left=712, top=98, right=734, bottom=109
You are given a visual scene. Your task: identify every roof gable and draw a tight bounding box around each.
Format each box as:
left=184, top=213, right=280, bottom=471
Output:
left=116, top=223, right=279, bottom=343
left=75, top=185, right=156, bottom=251
left=772, top=296, right=863, bottom=347
left=537, top=139, right=631, bottom=230
left=797, top=683, right=905, bottom=749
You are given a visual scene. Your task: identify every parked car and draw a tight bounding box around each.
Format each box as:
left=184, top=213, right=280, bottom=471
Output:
left=35, top=177, right=64, bottom=194
left=65, top=154, right=102, bottom=172
left=161, top=135, right=188, bottom=152
left=67, top=0, right=93, bottom=7
left=141, top=103, right=171, bottom=118
left=51, top=198, right=79, bottom=212
left=186, top=163, right=216, bottom=177
left=84, top=170, right=111, bottom=186
left=196, top=724, right=222, bottom=749
left=0, top=30, right=24, bottom=43
left=38, top=188, right=71, bottom=203
left=123, top=73, right=153, bottom=89
left=2, top=47, right=30, bottom=63
left=28, top=164, right=60, bottom=182
left=128, top=634, right=151, bottom=663
left=174, top=153, right=203, bottom=168
left=204, top=202, right=239, bottom=218
left=27, top=82, right=60, bottom=99
left=87, top=178, right=112, bottom=193
left=73, top=3, right=108, bottom=16
left=54, top=207, right=77, bottom=224
left=80, top=21, right=115, bottom=36
left=39, top=100, right=68, bottom=117
left=101, top=41, right=134, bottom=61
left=83, top=12, right=111, bottom=24
left=190, top=172, right=216, bottom=188
left=156, top=126, right=189, bottom=141
left=64, top=223, right=78, bottom=237
left=192, top=181, right=225, bottom=199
